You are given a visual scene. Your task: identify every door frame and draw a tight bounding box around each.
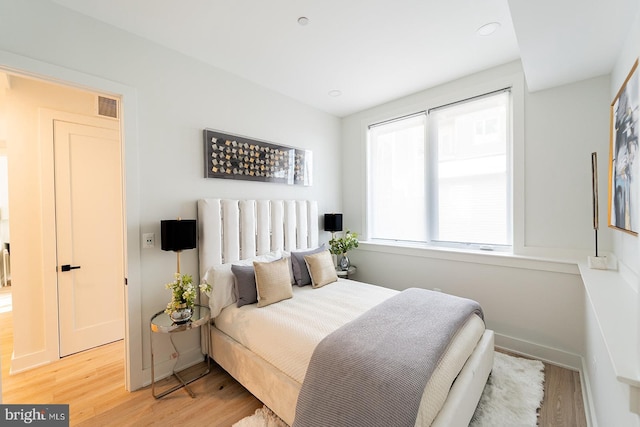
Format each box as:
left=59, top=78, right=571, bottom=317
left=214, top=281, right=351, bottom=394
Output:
left=0, top=50, right=142, bottom=391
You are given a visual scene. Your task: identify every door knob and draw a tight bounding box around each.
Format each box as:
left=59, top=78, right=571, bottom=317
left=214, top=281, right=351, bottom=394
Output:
left=59, top=264, right=81, bottom=272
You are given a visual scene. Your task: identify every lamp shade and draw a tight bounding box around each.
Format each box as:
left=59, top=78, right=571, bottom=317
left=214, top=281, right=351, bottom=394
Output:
left=324, top=213, right=343, bottom=232
left=161, top=219, right=197, bottom=251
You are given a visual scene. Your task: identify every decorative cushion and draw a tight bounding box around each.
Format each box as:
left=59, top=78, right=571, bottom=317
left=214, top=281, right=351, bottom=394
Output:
left=291, top=244, right=326, bottom=286
left=203, top=249, right=282, bottom=317
left=304, top=250, right=338, bottom=288
left=231, top=264, right=258, bottom=307
left=254, top=258, right=294, bottom=308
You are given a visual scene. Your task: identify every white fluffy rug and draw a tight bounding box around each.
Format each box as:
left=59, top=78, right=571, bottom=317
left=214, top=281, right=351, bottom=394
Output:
left=233, top=406, right=288, bottom=427
left=470, top=352, right=545, bottom=426
left=233, top=352, right=545, bottom=427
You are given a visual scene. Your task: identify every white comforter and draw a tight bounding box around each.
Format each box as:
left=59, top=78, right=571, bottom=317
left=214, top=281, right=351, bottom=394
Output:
left=215, top=279, right=396, bottom=383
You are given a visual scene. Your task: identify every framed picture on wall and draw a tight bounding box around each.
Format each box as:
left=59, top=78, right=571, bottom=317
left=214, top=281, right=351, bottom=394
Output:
left=203, top=129, right=313, bottom=186
left=608, top=59, right=639, bottom=235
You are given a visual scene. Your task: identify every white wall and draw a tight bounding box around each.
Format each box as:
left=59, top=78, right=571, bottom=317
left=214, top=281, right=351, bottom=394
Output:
left=582, top=4, right=640, bottom=426
left=0, top=0, right=341, bottom=386
left=524, top=76, right=611, bottom=252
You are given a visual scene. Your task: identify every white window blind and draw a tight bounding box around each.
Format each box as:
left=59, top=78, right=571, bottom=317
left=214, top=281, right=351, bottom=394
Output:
left=367, top=90, right=511, bottom=248
left=368, top=114, right=427, bottom=242
left=429, top=91, right=510, bottom=246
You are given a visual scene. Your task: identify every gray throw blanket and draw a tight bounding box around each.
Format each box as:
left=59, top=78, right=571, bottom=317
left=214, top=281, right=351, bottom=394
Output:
left=293, top=288, right=484, bottom=427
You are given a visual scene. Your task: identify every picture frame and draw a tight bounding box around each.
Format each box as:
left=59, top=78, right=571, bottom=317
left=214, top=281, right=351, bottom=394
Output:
left=203, top=129, right=312, bottom=186
left=608, top=59, right=639, bottom=235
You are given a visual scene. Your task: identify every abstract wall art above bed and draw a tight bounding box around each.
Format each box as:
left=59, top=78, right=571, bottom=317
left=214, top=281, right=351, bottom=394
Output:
left=203, top=129, right=313, bottom=186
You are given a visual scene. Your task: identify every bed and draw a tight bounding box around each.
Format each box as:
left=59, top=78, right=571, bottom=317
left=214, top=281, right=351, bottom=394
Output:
left=198, top=199, right=494, bottom=427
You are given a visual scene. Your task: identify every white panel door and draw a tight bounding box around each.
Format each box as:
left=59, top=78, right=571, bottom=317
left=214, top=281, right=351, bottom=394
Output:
left=54, top=120, right=124, bottom=357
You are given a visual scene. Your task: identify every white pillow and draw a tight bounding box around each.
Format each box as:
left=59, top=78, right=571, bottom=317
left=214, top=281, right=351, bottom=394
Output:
left=203, top=249, right=282, bottom=317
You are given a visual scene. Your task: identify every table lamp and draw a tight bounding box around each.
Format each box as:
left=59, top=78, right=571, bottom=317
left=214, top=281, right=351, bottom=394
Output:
left=324, top=213, right=343, bottom=238
left=161, top=218, right=197, bottom=274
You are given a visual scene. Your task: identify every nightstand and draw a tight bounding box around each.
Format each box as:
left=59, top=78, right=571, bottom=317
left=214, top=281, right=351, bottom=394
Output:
left=150, top=304, right=211, bottom=398
left=336, top=265, right=357, bottom=279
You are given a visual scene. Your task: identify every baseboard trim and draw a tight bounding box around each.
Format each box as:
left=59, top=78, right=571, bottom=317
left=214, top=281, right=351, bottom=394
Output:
left=10, top=350, right=54, bottom=374
left=579, top=357, right=598, bottom=427
left=494, top=332, right=583, bottom=370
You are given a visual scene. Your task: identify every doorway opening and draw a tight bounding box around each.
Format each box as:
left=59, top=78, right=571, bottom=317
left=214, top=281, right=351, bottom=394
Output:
left=0, top=71, right=127, bottom=396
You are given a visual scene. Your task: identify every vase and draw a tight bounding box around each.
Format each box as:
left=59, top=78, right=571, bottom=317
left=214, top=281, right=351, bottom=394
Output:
left=340, top=253, right=350, bottom=271
left=170, top=304, right=193, bottom=324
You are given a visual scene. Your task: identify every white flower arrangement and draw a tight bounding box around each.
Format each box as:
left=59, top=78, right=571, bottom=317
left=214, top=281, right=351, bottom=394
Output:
left=164, top=273, right=211, bottom=315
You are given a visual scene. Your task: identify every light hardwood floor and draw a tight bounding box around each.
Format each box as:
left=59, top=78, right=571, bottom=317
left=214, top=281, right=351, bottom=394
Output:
left=1, top=288, right=587, bottom=426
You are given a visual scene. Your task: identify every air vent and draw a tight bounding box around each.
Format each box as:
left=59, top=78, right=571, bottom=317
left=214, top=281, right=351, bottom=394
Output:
left=98, top=96, right=118, bottom=119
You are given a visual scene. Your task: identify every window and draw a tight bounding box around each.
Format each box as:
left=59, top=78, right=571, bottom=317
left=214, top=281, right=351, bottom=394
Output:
left=367, top=90, right=511, bottom=249
left=368, top=114, right=427, bottom=242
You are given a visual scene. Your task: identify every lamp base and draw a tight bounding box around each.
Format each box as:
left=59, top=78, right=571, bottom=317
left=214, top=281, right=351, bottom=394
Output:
left=587, top=256, right=608, bottom=270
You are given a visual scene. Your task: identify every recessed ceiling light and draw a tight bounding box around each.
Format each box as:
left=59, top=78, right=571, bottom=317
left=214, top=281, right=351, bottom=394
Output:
left=298, top=16, right=309, bottom=26
left=328, top=90, right=342, bottom=97
left=476, top=22, right=501, bottom=36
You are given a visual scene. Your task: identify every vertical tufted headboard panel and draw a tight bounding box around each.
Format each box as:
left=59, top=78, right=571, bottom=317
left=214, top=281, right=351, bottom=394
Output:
left=197, top=199, right=319, bottom=281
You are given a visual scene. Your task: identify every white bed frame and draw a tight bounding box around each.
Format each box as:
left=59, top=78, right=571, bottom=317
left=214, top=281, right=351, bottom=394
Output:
left=198, top=198, right=494, bottom=426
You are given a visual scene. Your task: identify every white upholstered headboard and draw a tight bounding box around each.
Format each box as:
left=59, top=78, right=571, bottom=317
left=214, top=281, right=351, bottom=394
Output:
left=197, top=199, right=319, bottom=280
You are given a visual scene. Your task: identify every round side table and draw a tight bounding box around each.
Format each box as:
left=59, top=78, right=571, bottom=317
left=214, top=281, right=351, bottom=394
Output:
left=336, top=265, right=357, bottom=279
left=150, top=304, right=211, bottom=398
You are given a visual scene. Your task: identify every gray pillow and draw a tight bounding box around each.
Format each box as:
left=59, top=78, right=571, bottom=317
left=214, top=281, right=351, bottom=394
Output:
left=231, top=264, right=258, bottom=307
left=291, top=244, right=326, bottom=286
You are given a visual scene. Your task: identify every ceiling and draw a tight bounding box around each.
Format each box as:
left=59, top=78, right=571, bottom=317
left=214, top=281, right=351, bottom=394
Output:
left=51, top=0, right=638, bottom=117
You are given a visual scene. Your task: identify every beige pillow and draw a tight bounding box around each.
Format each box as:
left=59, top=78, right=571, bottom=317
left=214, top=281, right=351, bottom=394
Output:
left=304, top=250, right=338, bottom=288
left=254, top=258, right=293, bottom=307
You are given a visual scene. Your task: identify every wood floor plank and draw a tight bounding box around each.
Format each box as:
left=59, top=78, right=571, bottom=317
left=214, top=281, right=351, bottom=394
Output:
left=2, top=293, right=587, bottom=426
left=539, top=363, right=587, bottom=427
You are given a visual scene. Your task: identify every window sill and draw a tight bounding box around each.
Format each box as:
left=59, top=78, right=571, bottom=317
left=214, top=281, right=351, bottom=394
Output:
left=357, top=240, right=585, bottom=275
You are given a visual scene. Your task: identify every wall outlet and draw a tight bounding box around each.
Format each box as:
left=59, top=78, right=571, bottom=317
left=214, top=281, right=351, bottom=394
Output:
left=142, top=233, right=155, bottom=249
